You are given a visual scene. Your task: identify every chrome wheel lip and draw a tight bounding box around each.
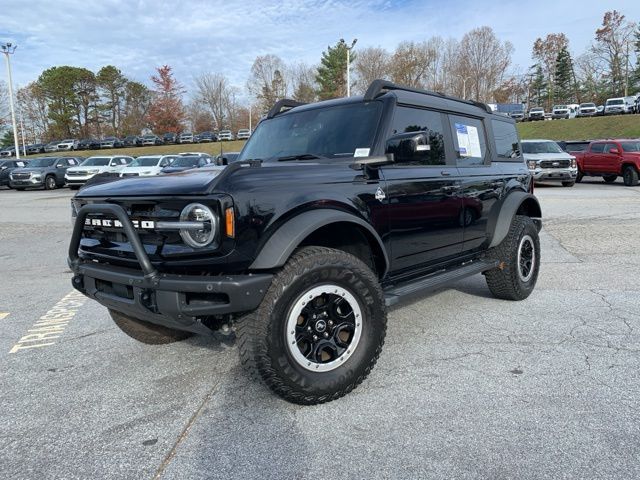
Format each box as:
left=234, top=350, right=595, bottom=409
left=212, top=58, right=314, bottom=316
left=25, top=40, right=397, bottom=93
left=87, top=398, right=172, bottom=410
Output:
left=286, top=284, right=362, bottom=373
left=517, top=234, right=535, bottom=283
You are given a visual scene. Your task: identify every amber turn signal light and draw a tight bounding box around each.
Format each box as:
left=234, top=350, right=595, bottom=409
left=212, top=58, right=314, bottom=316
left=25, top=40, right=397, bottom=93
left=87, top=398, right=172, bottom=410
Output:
left=225, top=207, right=235, bottom=238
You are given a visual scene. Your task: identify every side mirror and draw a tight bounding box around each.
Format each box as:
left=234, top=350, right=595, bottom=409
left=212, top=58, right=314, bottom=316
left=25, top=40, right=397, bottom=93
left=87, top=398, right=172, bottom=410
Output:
left=0, top=166, right=7, bottom=170
left=609, top=148, right=620, bottom=155
left=56, top=164, right=65, bottom=168
left=385, top=131, right=431, bottom=163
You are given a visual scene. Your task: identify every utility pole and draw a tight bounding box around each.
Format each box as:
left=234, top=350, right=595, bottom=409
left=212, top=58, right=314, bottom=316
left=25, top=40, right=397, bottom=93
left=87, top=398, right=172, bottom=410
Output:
left=1, top=42, right=20, bottom=159
left=341, top=38, right=357, bottom=97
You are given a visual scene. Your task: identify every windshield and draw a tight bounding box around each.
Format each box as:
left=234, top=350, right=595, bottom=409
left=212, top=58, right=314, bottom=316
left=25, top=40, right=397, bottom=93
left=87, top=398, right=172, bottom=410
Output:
left=130, top=156, right=161, bottom=167
left=81, top=157, right=110, bottom=166
left=239, top=102, right=383, bottom=161
left=580, top=103, right=595, bottom=108
left=554, top=105, right=567, bottom=110
left=522, top=142, right=564, bottom=154
left=26, top=157, right=56, bottom=167
left=607, top=99, right=623, bottom=105
left=621, top=142, right=640, bottom=152
left=530, top=108, right=543, bottom=113
left=169, top=156, right=199, bottom=167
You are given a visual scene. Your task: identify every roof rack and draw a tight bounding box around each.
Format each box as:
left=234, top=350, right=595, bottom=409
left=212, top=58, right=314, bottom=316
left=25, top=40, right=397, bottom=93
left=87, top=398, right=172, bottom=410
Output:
left=363, top=79, right=493, bottom=114
left=266, top=99, right=306, bottom=119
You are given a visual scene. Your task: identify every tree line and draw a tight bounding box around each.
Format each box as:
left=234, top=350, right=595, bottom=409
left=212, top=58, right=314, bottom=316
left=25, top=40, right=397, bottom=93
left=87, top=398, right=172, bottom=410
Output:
left=1, top=9, right=638, bottom=145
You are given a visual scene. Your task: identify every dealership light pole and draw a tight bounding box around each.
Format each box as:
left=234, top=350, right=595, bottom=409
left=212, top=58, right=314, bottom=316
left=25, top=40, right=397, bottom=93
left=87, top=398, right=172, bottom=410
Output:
left=341, top=38, right=357, bottom=97
left=1, top=42, right=20, bottom=159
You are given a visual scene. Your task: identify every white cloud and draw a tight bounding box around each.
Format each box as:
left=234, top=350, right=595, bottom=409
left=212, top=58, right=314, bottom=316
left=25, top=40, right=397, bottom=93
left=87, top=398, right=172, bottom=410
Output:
left=1, top=0, right=638, bottom=100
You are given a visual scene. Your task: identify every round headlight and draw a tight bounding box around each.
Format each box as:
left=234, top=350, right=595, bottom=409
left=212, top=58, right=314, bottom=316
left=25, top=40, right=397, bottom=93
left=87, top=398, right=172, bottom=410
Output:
left=179, top=203, right=218, bottom=248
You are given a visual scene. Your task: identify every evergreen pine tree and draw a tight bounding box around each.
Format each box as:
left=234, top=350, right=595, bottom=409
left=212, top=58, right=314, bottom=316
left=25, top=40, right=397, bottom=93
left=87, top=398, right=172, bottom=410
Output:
left=316, top=40, right=355, bottom=100
left=554, top=47, right=574, bottom=103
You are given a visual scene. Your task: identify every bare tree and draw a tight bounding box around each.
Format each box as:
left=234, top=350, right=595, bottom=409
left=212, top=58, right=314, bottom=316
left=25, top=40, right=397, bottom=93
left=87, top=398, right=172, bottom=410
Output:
left=459, top=26, right=513, bottom=102
left=389, top=41, right=435, bottom=88
left=574, top=52, right=609, bottom=103
left=353, top=47, right=390, bottom=93
left=247, top=54, right=289, bottom=113
left=592, top=10, right=636, bottom=96
left=290, top=62, right=317, bottom=103
left=16, top=82, right=49, bottom=142
left=0, top=80, right=9, bottom=129
left=195, top=73, right=234, bottom=129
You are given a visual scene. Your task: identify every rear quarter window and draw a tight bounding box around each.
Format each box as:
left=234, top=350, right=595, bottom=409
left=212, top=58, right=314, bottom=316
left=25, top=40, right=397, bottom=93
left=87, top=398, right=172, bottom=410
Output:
left=491, top=120, right=521, bottom=161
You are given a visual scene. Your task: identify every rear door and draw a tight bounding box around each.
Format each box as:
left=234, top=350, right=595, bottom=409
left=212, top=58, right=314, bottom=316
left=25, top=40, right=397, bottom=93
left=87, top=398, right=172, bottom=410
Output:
left=379, top=105, right=464, bottom=273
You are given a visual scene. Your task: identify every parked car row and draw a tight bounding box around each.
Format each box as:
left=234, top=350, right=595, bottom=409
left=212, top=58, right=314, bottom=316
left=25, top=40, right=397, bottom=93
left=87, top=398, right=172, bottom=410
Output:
left=0, top=150, right=244, bottom=191
left=0, top=129, right=252, bottom=157
left=511, top=95, right=640, bottom=122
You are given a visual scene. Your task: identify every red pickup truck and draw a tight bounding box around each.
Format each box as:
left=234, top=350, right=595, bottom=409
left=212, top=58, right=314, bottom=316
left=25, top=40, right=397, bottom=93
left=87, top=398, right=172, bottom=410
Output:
left=573, top=139, right=640, bottom=186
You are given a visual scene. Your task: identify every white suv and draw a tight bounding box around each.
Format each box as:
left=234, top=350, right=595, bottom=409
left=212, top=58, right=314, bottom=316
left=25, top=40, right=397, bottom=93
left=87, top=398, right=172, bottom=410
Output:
left=58, top=139, right=79, bottom=151
left=236, top=129, right=251, bottom=140
left=119, top=155, right=178, bottom=177
left=65, top=155, right=133, bottom=189
left=604, top=97, right=629, bottom=115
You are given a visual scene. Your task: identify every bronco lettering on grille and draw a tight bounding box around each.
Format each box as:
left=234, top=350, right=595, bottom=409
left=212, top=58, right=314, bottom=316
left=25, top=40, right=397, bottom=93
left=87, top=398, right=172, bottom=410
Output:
left=84, top=218, right=155, bottom=229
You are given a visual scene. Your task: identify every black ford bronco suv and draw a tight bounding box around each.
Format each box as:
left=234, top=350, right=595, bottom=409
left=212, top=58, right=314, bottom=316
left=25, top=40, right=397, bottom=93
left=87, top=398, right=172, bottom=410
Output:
left=68, top=80, right=541, bottom=404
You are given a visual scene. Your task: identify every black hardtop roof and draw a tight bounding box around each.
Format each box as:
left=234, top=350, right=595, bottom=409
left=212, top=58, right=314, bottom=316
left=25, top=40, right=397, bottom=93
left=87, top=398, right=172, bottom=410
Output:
left=272, top=79, right=508, bottom=122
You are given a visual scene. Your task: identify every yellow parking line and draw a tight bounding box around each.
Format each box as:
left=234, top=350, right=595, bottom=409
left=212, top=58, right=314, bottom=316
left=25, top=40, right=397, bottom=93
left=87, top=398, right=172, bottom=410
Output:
left=0, top=312, right=9, bottom=320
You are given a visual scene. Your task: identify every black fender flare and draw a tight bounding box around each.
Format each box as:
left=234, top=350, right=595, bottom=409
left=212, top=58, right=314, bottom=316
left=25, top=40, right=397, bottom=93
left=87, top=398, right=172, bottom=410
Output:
left=249, top=209, right=389, bottom=275
left=487, top=191, right=542, bottom=248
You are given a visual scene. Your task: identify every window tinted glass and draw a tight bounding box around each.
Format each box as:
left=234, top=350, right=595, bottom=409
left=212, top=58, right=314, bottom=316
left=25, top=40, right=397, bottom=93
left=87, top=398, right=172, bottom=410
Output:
left=621, top=142, right=640, bottom=152
left=603, top=143, right=618, bottom=153
left=491, top=120, right=520, bottom=160
left=590, top=143, right=605, bottom=153
left=449, top=115, right=487, bottom=166
left=387, top=107, right=446, bottom=166
left=239, top=103, right=383, bottom=161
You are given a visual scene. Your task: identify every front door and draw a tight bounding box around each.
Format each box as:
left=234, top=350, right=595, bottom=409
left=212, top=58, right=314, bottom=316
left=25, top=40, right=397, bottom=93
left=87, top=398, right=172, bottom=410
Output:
left=380, top=106, right=464, bottom=273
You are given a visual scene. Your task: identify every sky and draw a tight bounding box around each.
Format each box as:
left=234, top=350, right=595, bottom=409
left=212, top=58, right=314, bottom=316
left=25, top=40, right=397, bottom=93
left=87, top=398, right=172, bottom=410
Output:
left=1, top=0, right=639, bottom=102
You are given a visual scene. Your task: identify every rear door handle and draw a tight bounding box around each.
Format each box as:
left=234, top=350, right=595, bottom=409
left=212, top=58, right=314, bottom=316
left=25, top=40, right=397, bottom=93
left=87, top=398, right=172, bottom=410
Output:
left=441, top=170, right=451, bottom=176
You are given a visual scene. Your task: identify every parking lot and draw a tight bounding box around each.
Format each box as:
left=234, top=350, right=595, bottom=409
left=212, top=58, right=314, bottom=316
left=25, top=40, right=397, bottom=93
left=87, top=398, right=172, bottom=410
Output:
left=1, top=180, right=639, bottom=479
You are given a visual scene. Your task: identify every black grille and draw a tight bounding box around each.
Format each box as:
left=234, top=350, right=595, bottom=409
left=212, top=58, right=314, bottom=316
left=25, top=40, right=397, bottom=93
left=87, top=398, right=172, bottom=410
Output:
left=12, top=173, right=30, bottom=180
left=540, top=160, right=570, bottom=168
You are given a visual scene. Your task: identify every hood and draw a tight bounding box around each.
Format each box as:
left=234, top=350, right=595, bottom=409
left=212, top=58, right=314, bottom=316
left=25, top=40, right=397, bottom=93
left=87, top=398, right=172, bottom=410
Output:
left=12, top=167, right=48, bottom=174
left=161, top=166, right=194, bottom=173
left=68, top=165, right=109, bottom=173
left=78, top=166, right=226, bottom=197
left=121, top=166, right=162, bottom=173
left=523, top=152, right=574, bottom=161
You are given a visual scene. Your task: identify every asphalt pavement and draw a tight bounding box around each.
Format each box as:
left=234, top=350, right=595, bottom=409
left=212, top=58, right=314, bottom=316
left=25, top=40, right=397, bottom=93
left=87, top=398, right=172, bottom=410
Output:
left=0, top=179, right=639, bottom=480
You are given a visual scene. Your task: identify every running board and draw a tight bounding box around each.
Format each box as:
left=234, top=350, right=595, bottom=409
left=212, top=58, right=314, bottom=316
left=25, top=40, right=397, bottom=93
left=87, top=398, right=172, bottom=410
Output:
left=384, top=259, right=498, bottom=307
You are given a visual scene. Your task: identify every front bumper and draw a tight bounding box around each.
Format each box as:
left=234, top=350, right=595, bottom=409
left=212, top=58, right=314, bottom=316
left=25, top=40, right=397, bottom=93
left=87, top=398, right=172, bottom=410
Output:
left=10, top=177, right=44, bottom=187
left=68, top=203, right=272, bottom=335
left=65, top=174, right=96, bottom=185
left=552, top=113, right=569, bottom=119
left=531, top=167, right=577, bottom=182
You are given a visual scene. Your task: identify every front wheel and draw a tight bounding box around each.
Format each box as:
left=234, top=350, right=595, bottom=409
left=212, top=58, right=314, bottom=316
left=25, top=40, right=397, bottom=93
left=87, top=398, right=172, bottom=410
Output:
left=576, top=171, right=583, bottom=183
left=623, top=166, right=639, bottom=186
left=561, top=181, right=575, bottom=187
left=237, top=246, right=387, bottom=405
left=485, top=215, right=540, bottom=301
left=44, top=175, right=57, bottom=190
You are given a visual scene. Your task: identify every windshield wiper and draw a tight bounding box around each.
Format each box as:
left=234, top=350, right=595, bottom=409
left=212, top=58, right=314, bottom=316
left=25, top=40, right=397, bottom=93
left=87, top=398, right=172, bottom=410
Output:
left=277, top=154, right=323, bottom=162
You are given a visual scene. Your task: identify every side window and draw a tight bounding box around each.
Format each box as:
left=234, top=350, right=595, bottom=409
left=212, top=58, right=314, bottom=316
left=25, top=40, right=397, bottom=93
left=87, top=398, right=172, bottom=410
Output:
left=67, top=159, right=78, bottom=166
left=603, top=143, right=617, bottom=153
left=387, top=106, right=446, bottom=166
left=491, top=120, right=521, bottom=160
left=448, top=115, right=487, bottom=167
left=591, top=143, right=605, bottom=153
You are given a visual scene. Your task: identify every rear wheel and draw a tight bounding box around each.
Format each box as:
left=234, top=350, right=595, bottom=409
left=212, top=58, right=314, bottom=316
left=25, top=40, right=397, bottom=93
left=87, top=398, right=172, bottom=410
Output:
left=237, top=246, right=387, bottom=405
left=623, top=166, right=639, bottom=186
left=561, top=181, right=575, bottom=187
left=603, top=175, right=617, bottom=183
left=485, top=215, right=540, bottom=301
left=109, top=309, right=193, bottom=344
left=44, top=175, right=57, bottom=190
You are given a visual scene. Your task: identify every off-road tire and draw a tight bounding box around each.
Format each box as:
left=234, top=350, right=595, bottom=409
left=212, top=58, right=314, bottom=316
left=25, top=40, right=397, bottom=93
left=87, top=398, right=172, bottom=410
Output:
left=109, top=309, right=193, bottom=344
left=603, top=174, right=617, bottom=183
left=623, top=166, right=639, bottom=186
left=561, top=181, right=575, bottom=187
left=236, top=246, right=387, bottom=405
left=44, top=175, right=57, bottom=190
left=485, top=215, right=540, bottom=301
left=576, top=171, right=583, bottom=183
